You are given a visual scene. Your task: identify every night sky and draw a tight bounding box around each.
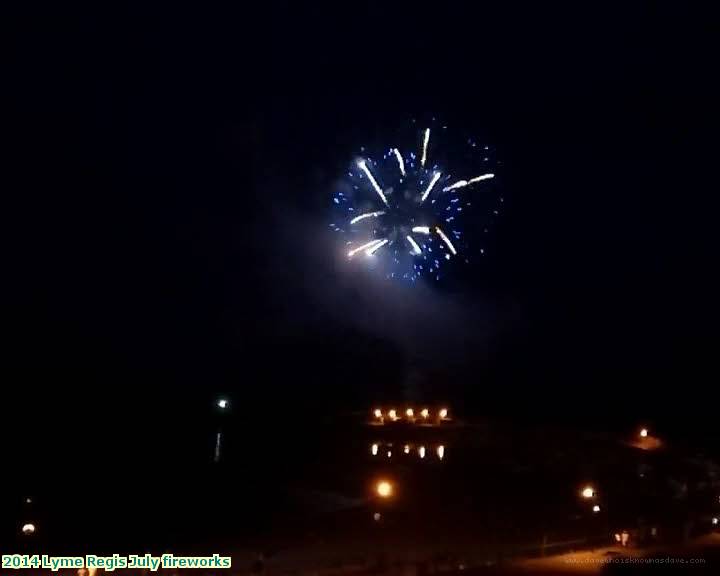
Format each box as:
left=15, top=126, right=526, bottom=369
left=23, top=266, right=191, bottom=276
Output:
left=6, top=3, right=718, bottom=479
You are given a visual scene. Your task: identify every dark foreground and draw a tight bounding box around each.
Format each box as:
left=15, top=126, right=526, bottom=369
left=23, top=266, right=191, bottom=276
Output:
left=6, top=414, right=720, bottom=575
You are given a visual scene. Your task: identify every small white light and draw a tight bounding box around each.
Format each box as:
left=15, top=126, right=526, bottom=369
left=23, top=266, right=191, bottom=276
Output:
left=371, top=443, right=378, bottom=456
left=373, top=512, right=382, bottom=522
left=386, top=450, right=392, bottom=458
left=640, top=428, right=648, bottom=438
left=373, top=408, right=382, bottom=419
left=25, top=498, right=32, bottom=504
left=404, top=444, right=410, bottom=454
left=593, top=505, right=601, bottom=513
left=22, top=523, right=35, bottom=535
left=217, top=398, right=228, bottom=409
left=439, top=408, right=448, bottom=419
left=437, top=445, right=445, bottom=460
left=405, top=408, right=414, bottom=418
left=421, top=408, right=429, bottom=419
left=419, top=446, right=426, bottom=459
left=388, top=409, right=398, bottom=421
left=713, top=517, right=718, bottom=526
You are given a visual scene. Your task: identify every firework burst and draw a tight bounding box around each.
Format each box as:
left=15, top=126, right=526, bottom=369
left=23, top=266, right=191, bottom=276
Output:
left=330, top=123, right=500, bottom=282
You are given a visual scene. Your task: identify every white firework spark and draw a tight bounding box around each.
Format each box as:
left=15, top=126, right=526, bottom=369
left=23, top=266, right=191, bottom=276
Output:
left=442, top=173, right=495, bottom=192
left=442, top=180, right=467, bottom=192
left=435, top=226, right=457, bottom=255
left=350, top=210, right=385, bottom=224
left=392, top=148, right=406, bottom=177
left=412, top=226, right=431, bottom=234
left=357, top=160, right=389, bottom=207
left=406, top=235, right=422, bottom=255
left=469, top=173, right=495, bottom=184
left=348, top=238, right=384, bottom=258
left=421, top=128, right=430, bottom=167
left=420, top=171, right=442, bottom=203
left=365, top=238, right=388, bottom=256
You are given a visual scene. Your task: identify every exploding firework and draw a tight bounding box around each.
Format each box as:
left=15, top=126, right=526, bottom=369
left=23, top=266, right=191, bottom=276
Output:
left=330, top=122, right=500, bottom=282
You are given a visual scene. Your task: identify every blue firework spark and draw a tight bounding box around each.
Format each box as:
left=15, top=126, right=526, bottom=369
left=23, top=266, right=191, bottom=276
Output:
left=330, top=124, right=498, bottom=282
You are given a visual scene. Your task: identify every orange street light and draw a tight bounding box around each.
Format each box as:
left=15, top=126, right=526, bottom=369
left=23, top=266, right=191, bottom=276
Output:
left=376, top=480, right=394, bottom=498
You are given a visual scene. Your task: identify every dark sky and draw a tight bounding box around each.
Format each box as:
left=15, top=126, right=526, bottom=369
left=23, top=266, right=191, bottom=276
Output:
left=5, top=2, right=718, bottom=471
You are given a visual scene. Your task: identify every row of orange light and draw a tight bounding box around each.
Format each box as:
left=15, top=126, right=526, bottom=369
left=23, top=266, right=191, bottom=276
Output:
left=371, top=442, right=445, bottom=460
left=373, top=407, right=449, bottom=421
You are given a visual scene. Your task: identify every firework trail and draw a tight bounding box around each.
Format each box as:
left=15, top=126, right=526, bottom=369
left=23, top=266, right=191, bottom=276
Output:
left=392, top=148, right=406, bottom=177
left=406, top=235, right=422, bottom=255
left=421, top=128, right=430, bottom=167
left=442, top=173, right=495, bottom=192
left=350, top=210, right=385, bottom=225
left=357, top=160, right=389, bottom=207
left=347, top=238, right=386, bottom=258
left=420, top=171, right=442, bottom=203
left=435, top=226, right=457, bottom=255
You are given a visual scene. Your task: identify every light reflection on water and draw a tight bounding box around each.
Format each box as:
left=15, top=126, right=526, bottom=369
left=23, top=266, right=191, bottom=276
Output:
left=369, top=441, right=448, bottom=461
